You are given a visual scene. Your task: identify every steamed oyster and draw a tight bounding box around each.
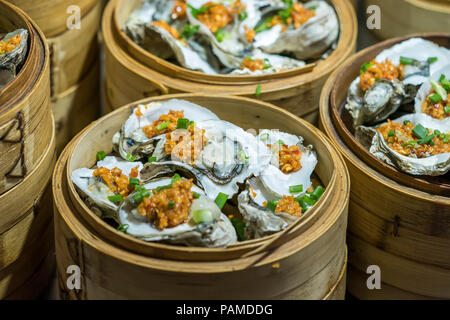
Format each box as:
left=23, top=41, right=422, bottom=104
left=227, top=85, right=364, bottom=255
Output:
left=345, top=38, right=450, bottom=127
left=355, top=114, right=450, bottom=176
left=414, top=64, right=450, bottom=126
left=252, top=0, right=339, bottom=60
left=71, top=156, right=144, bottom=221
left=113, top=99, right=219, bottom=161
left=237, top=130, right=322, bottom=239
left=140, top=119, right=272, bottom=200
left=0, top=29, right=28, bottom=88
left=118, top=175, right=237, bottom=246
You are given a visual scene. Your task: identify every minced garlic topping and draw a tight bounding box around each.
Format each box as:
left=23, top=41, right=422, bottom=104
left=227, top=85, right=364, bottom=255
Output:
left=241, top=57, right=265, bottom=71
left=142, top=110, right=184, bottom=139
left=422, top=91, right=449, bottom=120
left=93, top=166, right=139, bottom=197
left=137, top=179, right=195, bottom=230
left=197, top=2, right=234, bottom=33
left=151, top=21, right=181, bottom=39
left=359, top=59, right=404, bottom=91
left=0, top=34, right=21, bottom=54
left=165, top=125, right=207, bottom=165
left=377, top=120, right=450, bottom=158
left=275, top=195, right=302, bottom=217
left=268, top=143, right=303, bottom=174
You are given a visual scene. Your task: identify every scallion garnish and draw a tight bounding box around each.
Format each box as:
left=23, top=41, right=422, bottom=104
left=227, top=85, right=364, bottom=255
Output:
left=215, top=192, right=229, bottom=210
left=171, top=173, right=181, bottom=184
left=276, top=139, right=285, bottom=145
left=117, top=224, right=129, bottom=232
left=96, top=151, right=107, bottom=161
left=412, top=124, right=428, bottom=139
left=401, top=140, right=417, bottom=148
left=126, top=153, right=136, bottom=162
left=168, top=201, right=175, bottom=208
left=399, top=56, right=416, bottom=65
left=255, top=84, right=262, bottom=97
left=289, top=185, right=303, bottom=193
left=193, top=192, right=201, bottom=199
left=192, top=209, right=214, bottom=224
left=188, top=4, right=209, bottom=18
left=177, top=118, right=190, bottom=129
left=254, top=17, right=274, bottom=33
left=157, top=121, right=171, bottom=131
left=129, top=177, right=140, bottom=187
left=387, top=129, right=395, bottom=137
left=429, top=94, right=442, bottom=103
left=444, top=106, right=450, bottom=114
left=360, top=61, right=374, bottom=74
left=403, top=120, right=411, bottom=125
left=427, top=57, right=438, bottom=63
left=417, top=134, right=435, bottom=145
left=265, top=199, right=279, bottom=212
left=108, top=194, right=123, bottom=204
left=430, top=79, right=447, bottom=99
left=215, top=29, right=227, bottom=42
left=239, top=10, right=248, bottom=21
left=148, top=156, right=157, bottom=163
left=181, top=24, right=200, bottom=39
left=310, top=186, right=325, bottom=200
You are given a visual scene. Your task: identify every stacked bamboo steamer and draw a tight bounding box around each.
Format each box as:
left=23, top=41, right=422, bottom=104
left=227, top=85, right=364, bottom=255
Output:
left=363, top=0, right=450, bottom=40
left=319, top=33, right=450, bottom=299
left=0, top=0, right=55, bottom=299
left=102, top=0, right=357, bottom=125
left=7, top=0, right=102, bottom=151
left=53, top=94, right=350, bottom=299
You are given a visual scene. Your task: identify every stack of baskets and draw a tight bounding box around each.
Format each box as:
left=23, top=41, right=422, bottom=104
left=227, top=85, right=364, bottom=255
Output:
left=7, top=0, right=103, bottom=151
left=0, top=0, right=55, bottom=299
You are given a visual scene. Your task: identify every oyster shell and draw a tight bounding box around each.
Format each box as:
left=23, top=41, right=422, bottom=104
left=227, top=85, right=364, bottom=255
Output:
left=355, top=114, right=450, bottom=176
left=112, top=99, right=219, bottom=161
left=414, top=64, right=450, bottom=127
left=118, top=177, right=237, bottom=247
left=140, top=119, right=272, bottom=200
left=345, top=38, right=450, bottom=127
left=0, top=29, right=28, bottom=88
left=253, top=1, right=339, bottom=60
left=71, top=156, right=144, bottom=221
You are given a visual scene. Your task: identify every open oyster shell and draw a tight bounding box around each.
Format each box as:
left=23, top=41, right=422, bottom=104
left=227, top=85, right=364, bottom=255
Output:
left=118, top=177, right=237, bottom=247
left=345, top=38, right=450, bottom=127
left=112, top=99, right=219, bottom=161
left=0, top=29, right=28, bottom=88
left=71, top=156, right=144, bottom=221
left=355, top=114, right=450, bottom=176
left=414, top=64, right=450, bottom=127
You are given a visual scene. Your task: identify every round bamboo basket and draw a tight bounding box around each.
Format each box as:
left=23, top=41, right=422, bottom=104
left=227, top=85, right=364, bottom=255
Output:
left=7, top=0, right=98, bottom=38
left=0, top=1, right=52, bottom=195
left=319, top=34, right=450, bottom=299
left=53, top=94, right=350, bottom=299
left=103, top=0, right=357, bottom=124
left=52, top=62, right=100, bottom=152
left=0, top=115, right=56, bottom=299
left=363, top=0, right=450, bottom=40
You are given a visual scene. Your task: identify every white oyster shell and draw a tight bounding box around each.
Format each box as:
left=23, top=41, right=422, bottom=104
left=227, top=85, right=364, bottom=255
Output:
left=0, top=29, right=28, bottom=88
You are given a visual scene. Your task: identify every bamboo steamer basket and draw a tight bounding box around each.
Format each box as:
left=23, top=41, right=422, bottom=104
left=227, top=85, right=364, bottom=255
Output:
left=52, top=62, right=100, bottom=152
left=0, top=1, right=52, bottom=194
left=7, top=0, right=98, bottom=38
left=53, top=94, right=350, bottom=299
left=364, top=0, right=450, bottom=40
left=319, top=34, right=450, bottom=299
left=103, top=0, right=357, bottom=125
left=0, top=115, right=56, bottom=299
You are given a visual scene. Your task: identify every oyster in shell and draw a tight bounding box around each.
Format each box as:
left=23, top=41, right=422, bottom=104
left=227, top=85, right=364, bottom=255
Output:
left=118, top=176, right=237, bottom=247
left=253, top=1, right=339, bottom=60
left=0, top=29, right=28, bottom=88
left=71, top=156, right=144, bottom=221
left=355, top=114, right=450, bottom=176
left=113, top=99, right=219, bottom=161
left=414, top=64, right=450, bottom=127
left=140, top=119, right=272, bottom=200
left=345, top=38, right=450, bottom=127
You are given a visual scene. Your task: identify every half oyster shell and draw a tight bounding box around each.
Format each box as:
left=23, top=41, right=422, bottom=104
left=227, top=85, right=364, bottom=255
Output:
left=0, top=29, right=28, bottom=88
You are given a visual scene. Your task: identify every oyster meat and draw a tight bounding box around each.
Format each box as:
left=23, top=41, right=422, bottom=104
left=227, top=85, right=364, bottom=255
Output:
left=345, top=38, right=450, bottom=127
left=0, top=29, right=28, bottom=88
left=355, top=113, right=450, bottom=176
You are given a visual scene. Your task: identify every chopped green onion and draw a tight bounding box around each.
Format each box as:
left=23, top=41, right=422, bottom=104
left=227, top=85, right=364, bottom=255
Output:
left=427, top=57, right=438, bottom=63
left=215, top=192, right=228, bottom=210
left=177, top=118, right=190, bottom=129
left=294, top=195, right=316, bottom=212
left=417, top=134, right=435, bottom=145
left=434, top=130, right=441, bottom=136
left=263, top=58, right=272, bottom=70
left=254, top=17, right=273, bottom=34
left=265, top=199, right=279, bottom=212
left=289, top=185, right=303, bottom=193
left=192, top=209, right=214, bottom=224
left=412, top=124, right=428, bottom=139
left=239, top=10, right=248, bottom=21
left=387, top=129, right=395, bottom=137
left=255, top=84, right=262, bottom=97
left=430, top=79, right=447, bottom=99
left=193, top=192, right=201, bottom=199
left=439, top=74, right=450, bottom=91
left=229, top=217, right=246, bottom=241
left=403, top=120, right=411, bottom=125
left=360, top=61, right=374, bottom=74
left=168, top=201, right=175, bottom=208
left=156, top=184, right=172, bottom=192
left=188, top=4, right=209, bottom=18
left=444, top=106, right=450, bottom=114
left=108, top=194, right=123, bottom=204
left=96, top=151, right=107, bottom=161
left=148, top=156, right=157, bottom=163
left=237, top=150, right=248, bottom=162
left=310, top=186, right=325, bottom=200
left=126, top=153, right=136, bottom=162
left=215, top=29, right=227, bottom=42
left=276, top=140, right=285, bottom=145
left=278, top=5, right=293, bottom=23
left=129, top=177, right=140, bottom=187
left=401, top=140, right=417, bottom=148
left=181, top=24, right=200, bottom=39
left=157, top=121, right=171, bottom=131
left=171, top=173, right=181, bottom=184
left=400, top=56, right=416, bottom=65
left=189, top=121, right=195, bottom=127
left=117, top=224, right=129, bottom=232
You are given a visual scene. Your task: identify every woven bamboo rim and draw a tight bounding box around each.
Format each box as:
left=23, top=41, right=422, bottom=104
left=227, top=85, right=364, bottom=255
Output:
left=328, top=33, right=450, bottom=196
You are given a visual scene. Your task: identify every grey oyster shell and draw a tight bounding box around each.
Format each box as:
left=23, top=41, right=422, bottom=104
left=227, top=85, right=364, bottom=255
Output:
left=0, top=29, right=28, bottom=88
left=355, top=114, right=450, bottom=176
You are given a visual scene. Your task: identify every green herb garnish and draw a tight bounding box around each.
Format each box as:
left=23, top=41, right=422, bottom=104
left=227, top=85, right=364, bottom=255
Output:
left=215, top=192, right=229, bottom=210
left=117, top=224, right=129, bottom=232
left=399, top=56, right=416, bottom=65
left=427, top=57, right=438, bottom=63
left=412, top=124, right=428, bottom=139
left=126, top=153, right=136, bottom=162
left=157, top=120, right=171, bottom=131
left=177, top=118, right=190, bottom=129
left=96, top=151, right=107, bottom=161
left=108, top=194, right=124, bottom=204
left=181, top=24, right=200, bottom=39
left=229, top=217, right=246, bottom=241
left=289, top=185, right=303, bottom=194
left=387, top=129, right=395, bottom=137
left=255, top=84, right=262, bottom=97
left=360, top=61, right=374, bottom=74
left=148, top=156, right=157, bottom=163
